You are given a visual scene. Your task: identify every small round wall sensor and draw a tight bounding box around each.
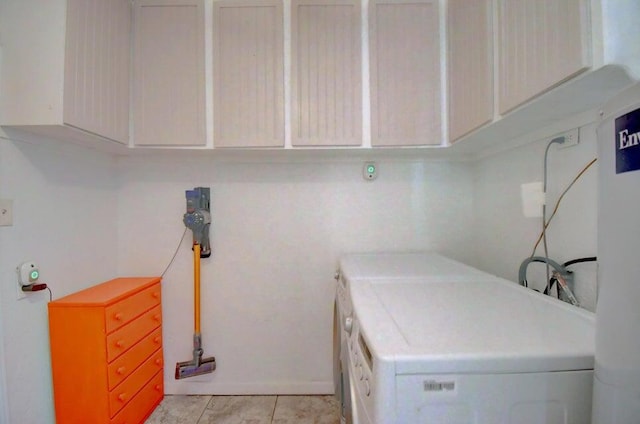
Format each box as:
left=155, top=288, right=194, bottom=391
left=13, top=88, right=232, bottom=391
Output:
left=17, top=261, right=39, bottom=286
left=363, top=162, right=377, bottom=181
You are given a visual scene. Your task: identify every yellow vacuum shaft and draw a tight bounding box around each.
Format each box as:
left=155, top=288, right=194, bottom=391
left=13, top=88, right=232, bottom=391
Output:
left=194, top=243, right=201, bottom=334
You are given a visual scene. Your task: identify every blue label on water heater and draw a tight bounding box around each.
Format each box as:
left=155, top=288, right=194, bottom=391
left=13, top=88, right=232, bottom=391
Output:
left=615, top=107, right=640, bottom=174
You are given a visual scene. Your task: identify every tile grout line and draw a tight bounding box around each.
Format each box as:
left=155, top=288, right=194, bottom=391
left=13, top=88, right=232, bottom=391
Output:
left=270, top=395, right=279, bottom=424
left=195, top=395, right=213, bottom=424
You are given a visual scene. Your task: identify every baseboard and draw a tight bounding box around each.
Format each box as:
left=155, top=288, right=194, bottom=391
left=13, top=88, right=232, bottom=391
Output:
left=164, top=380, right=334, bottom=396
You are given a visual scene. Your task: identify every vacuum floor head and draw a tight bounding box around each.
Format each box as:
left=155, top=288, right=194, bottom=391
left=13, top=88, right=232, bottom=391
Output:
left=175, top=356, right=216, bottom=379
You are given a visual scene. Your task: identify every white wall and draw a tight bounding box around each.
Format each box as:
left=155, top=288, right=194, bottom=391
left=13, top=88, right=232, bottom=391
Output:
left=115, top=154, right=475, bottom=394
left=0, top=135, right=119, bottom=424
left=0, top=123, right=601, bottom=419
left=0, top=292, right=7, bottom=424
left=472, top=123, right=599, bottom=311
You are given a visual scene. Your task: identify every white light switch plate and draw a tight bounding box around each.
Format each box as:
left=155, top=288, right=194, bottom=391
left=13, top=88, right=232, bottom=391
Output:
left=521, top=182, right=544, bottom=218
left=0, top=199, right=13, bottom=226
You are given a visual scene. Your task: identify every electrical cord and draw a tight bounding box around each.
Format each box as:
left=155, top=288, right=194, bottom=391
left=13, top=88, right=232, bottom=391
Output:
left=564, top=257, right=597, bottom=267
left=543, top=277, right=560, bottom=297
left=541, top=136, right=567, bottom=294
left=46, top=286, right=52, bottom=302
left=531, top=157, right=598, bottom=256
left=161, top=227, right=188, bottom=277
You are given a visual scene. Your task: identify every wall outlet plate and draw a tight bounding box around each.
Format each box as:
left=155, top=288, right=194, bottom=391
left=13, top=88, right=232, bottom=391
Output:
left=0, top=199, right=13, bottom=226
left=16, top=279, right=26, bottom=300
left=558, top=128, right=580, bottom=149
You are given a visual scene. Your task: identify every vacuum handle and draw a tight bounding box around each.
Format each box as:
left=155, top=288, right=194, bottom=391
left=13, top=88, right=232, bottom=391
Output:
left=194, top=243, right=201, bottom=334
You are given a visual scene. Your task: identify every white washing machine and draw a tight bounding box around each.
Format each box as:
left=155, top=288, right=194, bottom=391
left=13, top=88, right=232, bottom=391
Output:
left=334, top=252, right=504, bottom=423
left=338, top=252, right=595, bottom=424
left=334, top=267, right=354, bottom=423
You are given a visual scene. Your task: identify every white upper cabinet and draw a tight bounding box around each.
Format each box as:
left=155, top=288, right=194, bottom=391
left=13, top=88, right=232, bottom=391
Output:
left=0, top=0, right=131, bottom=146
left=3, top=0, right=639, bottom=154
left=449, top=0, right=640, bottom=151
left=369, top=0, right=441, bottom=147
left=213, top=0, right=285, bottom=148
left=447, top=0, right=493, bottom=143
left=497, top=0, right=590, bottom=115
left=291, top=0, right=362, bottom=147
left=132, top=0, right=206, bottom=146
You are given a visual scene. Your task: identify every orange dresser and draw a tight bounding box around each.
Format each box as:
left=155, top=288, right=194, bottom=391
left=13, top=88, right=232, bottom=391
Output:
left=48, top=277, right=164, bottom=424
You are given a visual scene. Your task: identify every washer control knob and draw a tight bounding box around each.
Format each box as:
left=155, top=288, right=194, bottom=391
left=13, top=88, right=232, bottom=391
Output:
left=344, top=316, right=353, bottom=335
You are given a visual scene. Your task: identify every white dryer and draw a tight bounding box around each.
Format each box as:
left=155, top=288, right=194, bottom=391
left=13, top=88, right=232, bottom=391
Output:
left=339, top=252, right=595, bottom=424
left=334, top=252, right=505, bottom=423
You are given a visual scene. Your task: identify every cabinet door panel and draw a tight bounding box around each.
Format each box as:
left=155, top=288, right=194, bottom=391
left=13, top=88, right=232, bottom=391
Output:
left=214, top=0, right=285, bottom=147
left=498, top=0, right=590, bottom=114
left=292, top=0, right=362, bottom=146
left=448, top=0, right=493, bottom=142
left=370, top=0, right=441, bottom=146
left=133, top=0, right=206, bottom=146
left=64, top=0, right=131, bottom=144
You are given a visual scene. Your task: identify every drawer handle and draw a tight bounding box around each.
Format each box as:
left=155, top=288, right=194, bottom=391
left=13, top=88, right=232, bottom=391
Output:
left=155, top=358, right=163, bottom=366
left=155, top=384, right=162, bottom=392
left=114, top=313, right=123, bottom=321
left=115, top=340, right=124, bottom=348
left=152, top=291, right=160, bottom=299
left=116, top=367, right=126, bottom=375
left=153, top=314, right=161, bottom=322
left=153, top=336, right=161, bottom=344
left=118, top=393, right=127, bottom=402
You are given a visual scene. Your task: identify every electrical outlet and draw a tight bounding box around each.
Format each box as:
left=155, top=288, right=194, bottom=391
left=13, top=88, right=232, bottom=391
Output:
left=16, top=279, right=26, bottom=300
left=558, top=128, right=580, bottom=149
left=0, top=199, right=13, bottom=226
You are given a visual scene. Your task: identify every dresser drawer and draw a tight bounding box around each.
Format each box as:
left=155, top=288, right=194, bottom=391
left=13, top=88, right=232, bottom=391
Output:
left=108, top=327, right=162, bottom=390
left=105, top=283, right=161, bottom=333
left=110, top=371, right=163, bottom=424
left=107, top=305, right=162, bottom=362
left=109, top=349, right=163, bottom=418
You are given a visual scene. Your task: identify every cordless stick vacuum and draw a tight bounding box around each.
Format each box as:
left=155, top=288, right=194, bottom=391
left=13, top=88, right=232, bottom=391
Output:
left=175, top=187, right=216, bottom=379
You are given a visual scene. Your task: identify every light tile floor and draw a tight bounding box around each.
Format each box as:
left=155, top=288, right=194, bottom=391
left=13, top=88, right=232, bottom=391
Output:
left=145, top=395, right=341, bottom=424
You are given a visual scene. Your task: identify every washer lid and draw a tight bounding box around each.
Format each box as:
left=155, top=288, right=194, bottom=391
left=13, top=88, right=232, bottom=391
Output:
left=351, top=278, right=595, bottom=375
left=339, top=252, right=496, bottom=282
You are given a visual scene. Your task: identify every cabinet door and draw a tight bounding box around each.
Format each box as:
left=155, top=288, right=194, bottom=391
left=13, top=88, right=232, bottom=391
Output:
left=64, top=0, right=131, bottom=144
left=447, top=0, right=493, bottom=143
left=498, top=0, right=590, bottom=114
left=291, top=0, right=362, bottom=147
left=370, top=0, right=441, bottom=146
left=133, top=0, right=206, bottom=146
left=213, top=0, right=285, bottom=148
